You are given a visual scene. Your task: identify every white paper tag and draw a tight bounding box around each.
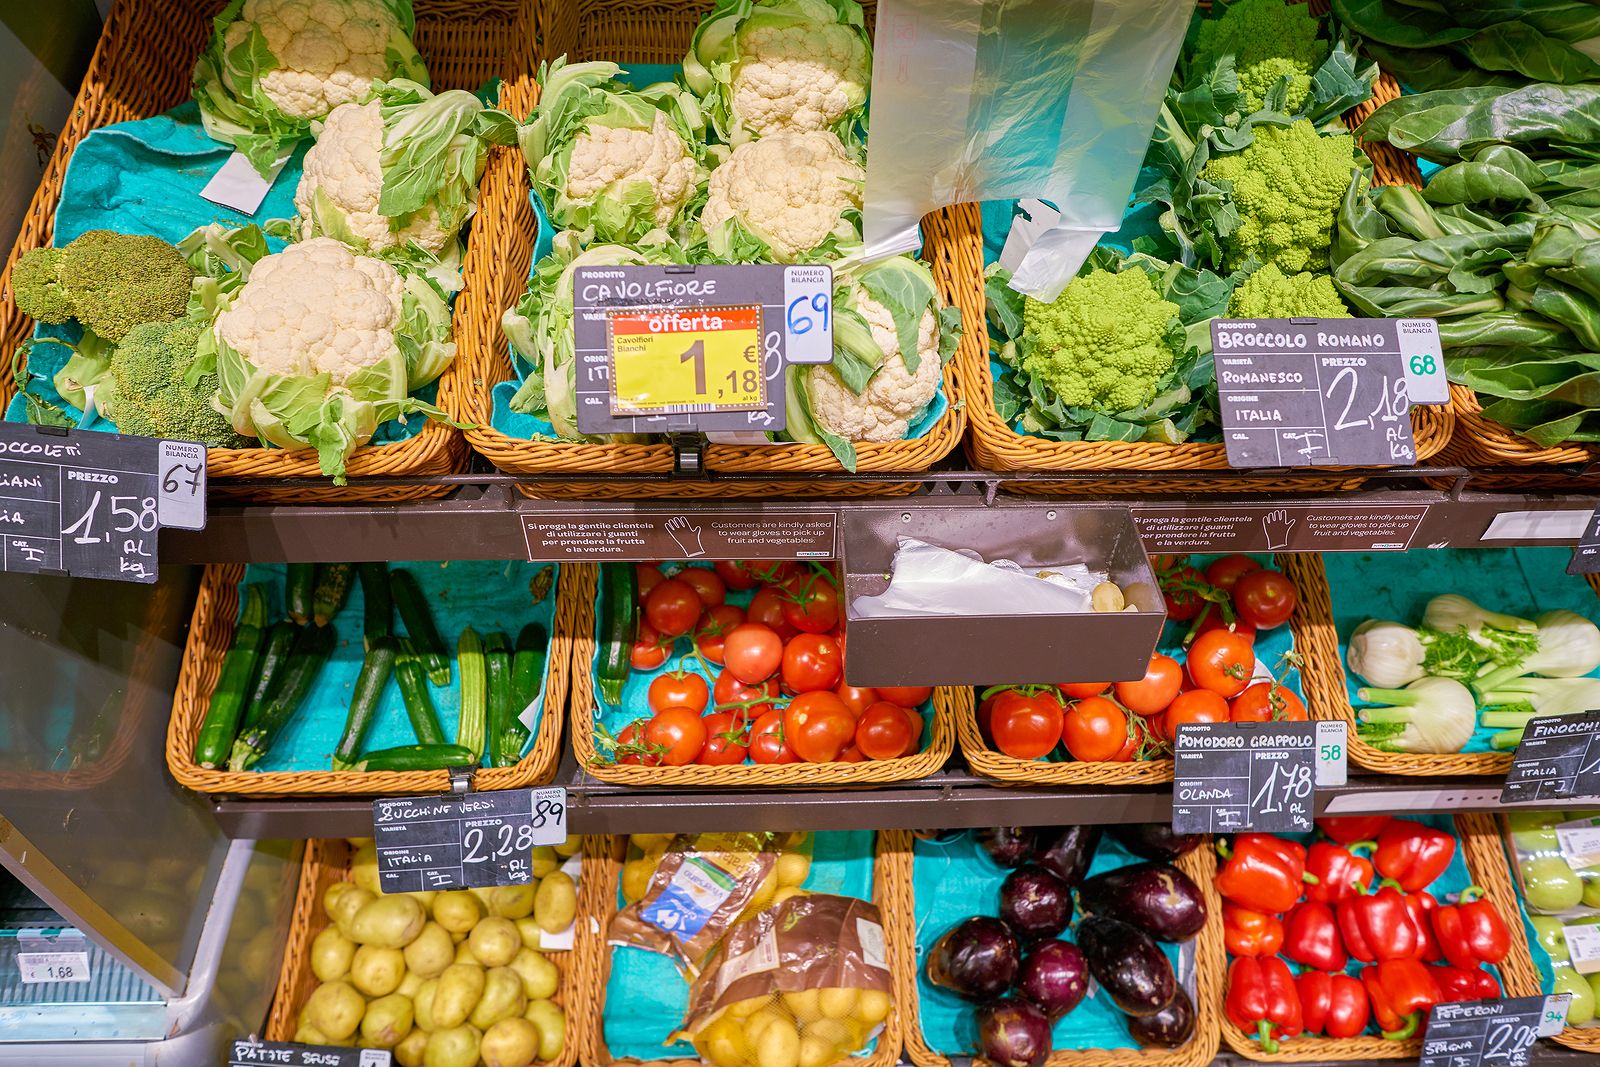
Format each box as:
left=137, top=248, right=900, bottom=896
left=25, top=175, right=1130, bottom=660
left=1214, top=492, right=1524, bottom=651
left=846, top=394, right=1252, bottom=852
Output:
left=1563, top=923, right=1600, bottom=975
left=998, top=200, right=1062, bottom=273
left=782, top=265, right=834, bottom=364
left=1482, top=510, right=1593, bottom=542
left=1396, top=319, right=1448, bottom=405
left=1538, top=994, right=1572, bottom=1036
left=1556, top=817, right=1600, bottom=868
left=856, top=917, right=887, bottom=971
left=532, top=850, right=581, bottom=952
left=17, top=951, right=90, bottom=984
left=199, top=150, right=290, bottom=215
left=156, top=439, right=207, bottom=530
left=1315, top=720, right=1349, bottom=787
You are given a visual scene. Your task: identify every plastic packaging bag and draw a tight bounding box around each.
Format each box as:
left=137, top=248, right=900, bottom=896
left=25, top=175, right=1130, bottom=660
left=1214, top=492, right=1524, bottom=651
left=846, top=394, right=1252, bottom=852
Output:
left=861, top=0, right=1191, bottom=301
left=851, top=537, right=1107, bottom=618
left=1503, top=811, right=1600, bottom=1025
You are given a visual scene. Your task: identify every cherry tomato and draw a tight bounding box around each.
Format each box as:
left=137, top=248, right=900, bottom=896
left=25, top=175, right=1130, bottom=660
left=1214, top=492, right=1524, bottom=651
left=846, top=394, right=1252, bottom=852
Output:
left=749, top=709, right=798, bottom=764
left=781, top=634, right=843, bottom=694
left=989, top=690, right=1065, bottom=760
left=630, top=623, right=669, bottom=671
left=876, top=685, right=933, bottom=708
left=1186, top=628, right=1255, bottom=698
left=1163, top=688, right=1231, bottom=737
left=713, top=561, right=761, bottom=591
left=1160, top=565, right=1208, bottom=621
left=636, top=564, right=664, bottom=602
left=1234, top=569, right=1298, bottom=629
left=835, top=684, right=878, bottom=718
left=644, top=578, right=701, bottom=637
left=724, top=624, right=784, bottom=685
left=1231, top=681, right=1308, bottom=722
left=713, top=669, right=779, bottom=719
left=1057, top=682, right=1111, bottom=699
left=1150, top=554, right=1183, bottom=574
left=748, top=561, right=799, bottom=587
left=747, top=587, right=799, bottom=641
left=643, top=706, right=707, bottom=766
left=678, top=568, right=726, bottom=609
left=693, top=604, right=745, bottom=666
left=1204, top=555, right=1262, bottom=590
left=648, top=670, right=709, bottom=716
left=838, top=744, right=865, bottom=763
left=698, top=711, right=750, bottom=765
left=1061, top=696, right=1128, bottom=762
left=900, top=708, right=924, bottom=756
left=1115, top=655, right=1184, bottom=715
left=613, top=720, right=660, bottom=767
left=1194, top=609, right=1256, bottom=644
left=780, top=570, right=842, bottom=634
left=783, top=691, right=856, bottom=762
left=856, top=702, right=914, bottom=760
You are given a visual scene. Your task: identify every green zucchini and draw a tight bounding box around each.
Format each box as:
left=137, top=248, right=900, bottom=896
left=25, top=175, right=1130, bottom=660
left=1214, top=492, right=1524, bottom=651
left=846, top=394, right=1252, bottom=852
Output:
left=353, top=743, right=476, bottom=772
left=193, top=583, right=269, bottom=769
left=358, top=562, right=391, bottom=646
left=395, top=639, right=446, bottom=747
left=331, top=637, right=398, bottom=770
left=312, top=562, right=355, bottom=626
left=391, top=568, right=451, bottom=685
left=285, top=564, right=316, bottom=624
left=229, top=622, right=337, bottom=771
left=240, top=621, right=298, bottom=731
left=498, top=622, right=545, bottom=765
left=598, top=563, right=636, bottom=705
left=457, top=627, right=486, bottom=761
left=484, top=632, right=513, bottom=768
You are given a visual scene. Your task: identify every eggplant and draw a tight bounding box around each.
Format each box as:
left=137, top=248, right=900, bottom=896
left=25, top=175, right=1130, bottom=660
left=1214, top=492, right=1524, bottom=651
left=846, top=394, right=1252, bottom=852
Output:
left=1033, top=825, right=1100, bottom=888
left=1076, top=862, right=1206, bottom=942
left=1076, top=915, right=1176, bottom=1016
left=999, top=866, right=1072, bottom=942
left=1128, top=987, right=1195, bottom=1049
left=977, top=998, right=1052, bottom=1067
left=927, top=916, right=1020, bottom=1001
left=1109, top=823, right=1202, bottom=862
left=975, top=827, right=1038, bottom=868
left=1017, top=939, right=1088, bottom=1021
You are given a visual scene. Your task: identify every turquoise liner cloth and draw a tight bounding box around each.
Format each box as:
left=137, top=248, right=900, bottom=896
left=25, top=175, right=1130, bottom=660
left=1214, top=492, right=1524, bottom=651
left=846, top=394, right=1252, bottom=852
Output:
left=603, top=831, right=877, bottom=1061
left=236, top=561, right=558, bottom=770
left=1323, top=547, right=1600, bottom=754
left=912, top=831, right=1196, bottom=1055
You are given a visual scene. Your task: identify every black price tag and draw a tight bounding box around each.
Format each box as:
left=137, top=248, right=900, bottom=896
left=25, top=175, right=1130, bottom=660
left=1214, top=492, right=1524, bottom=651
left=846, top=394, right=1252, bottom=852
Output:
left=1568, top=506, right=1600, bottom=574
left=1420, top=995, right=1569, bottom=1067
left=228, top=1039, right=390, bottom=1066
left=1502, top=713, right=1600, bottom=803
left=1212, top=318, right=1422, bottom=468
left=0, top=424, right=205, bottom=583
left=373, top=787, right=567, bottom=893
left=1172, top=721, right=1346, bottom=833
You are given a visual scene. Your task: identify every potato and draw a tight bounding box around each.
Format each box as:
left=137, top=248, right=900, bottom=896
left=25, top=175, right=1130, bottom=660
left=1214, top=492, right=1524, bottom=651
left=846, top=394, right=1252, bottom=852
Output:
left=551, top=835, right=582, bottom=858
left=818, top=988, right=859, bottom=1020
left=727, top=996, right=767, bottom=1021
left=404, top=922, right=456, bottom=979
left=470, top=887, right=497, bottom=909
left=305, top=980, right=365, bottom=1041
left=509, top=948, right=560, bottom=1000
left=481, top=1016, right=540, bottom=1067
left=412, top=891, right=438, bottom=911
left=395, top=1028, right=429, bottom=1067
left=783, top=989, right=821, bottom=1022
left=351, top=841, right=381, bottom=894
left=534, top=872, right=577, bottom=933
left=775, top=851, right=810, bottom=887
left=803, top=1018, right=861, bottom=1053
left=424, top=1024, right=482, bottom=1067
left=311, top=927, right=356, bottom=983
left=325, top=883, right=374, bottom=930
left=530, top=846, right=559, bottom=878
left=361, top=992, right=414, bottom=1047
left=454, top=940, right=480, bottom=965
left=294, top=1024, right=330, bottom=1045
left=621, top=858, right=655, bottom=904
left=413, top=977, right=440, bottom=1032
left=697, top=1014, right=748, bottom=1067
left=488, top=885, right=536, bottom=920
left=470, top=966, right=528, bottom=1030
left=349, top=895, right=426, bottom=949
left=857, top=989, right=891, bottom=1026
left=516, top=918, right=544, bottom=950
left=433, top=890, right=484, bottom=934
left=352, top=944, right=407, bottom=997
left=772, top=886, right=807, bottom=907
left=398, top=972, right=424, bottom=999
left=753, top=1015, right=801, bottom=1067
left=433, top=963, right=486, bottom=1029
left=470, top=917, right=522, bottom=967
left=744, top=1007, right=787, bottom=1046
left=631, top=833, right=674, bottom=853
left=525, top=998, right=567, bottom=1061
left=798, top=1034, right=835, bottom=1067
left=347, top=837, right=374, bottom=849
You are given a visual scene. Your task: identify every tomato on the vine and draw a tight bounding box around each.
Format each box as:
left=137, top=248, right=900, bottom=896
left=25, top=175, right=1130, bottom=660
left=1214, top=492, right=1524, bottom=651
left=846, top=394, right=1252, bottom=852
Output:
left=780, top=569, right=841, bottom=634
left=643, top=706, right=706, bottom=766
left=1187, top=628, right=1255, bottom=698
left=1164, top=688, right=1231, bottom=735
left=1204, top=555, right=1261, bottom=590
left=1231, top=681, right=1308, bottom=722
left=693, top=604, right=745, bottom=666
left=876, top=685, right=933, bottom=708
left=835, top=684, right=878, bottom=718
left=900, top=708, right=924, bottom=756
left=630, top=623, right=670, bottom=671
left=644, top=578, right=701, bottom=637
left=781, top=633, right=843, bottom=694
left=1057, top=681, right=1110, bottom=699
left=713, top=561, right=761, bottom=591
left=856, top=702, right=914, bottom=760
left=783, top=691, right=856, bottom=762
left=724, top=624, right=783, bottom=684
left=613, top=720, right=661, bottom=767
left=749, top=709, right=797, bottom=764
left=748, top=562, right=799, bottom=587
left=1150, top=555, right=1184, bottom=574
left=1062, top=696, right=1128, bottom=762
left=1115, top=655, right=1184, bottom=715
left=989, top=690, right=1064, bottom=760
left=1160, top=565, right=1209, bottom=621
left=636, top=564, right=664, bottom=602
left=648, top=671, right=709, bottom=715
left=713, top=669, right=779, bottom=720
left=1195, top=610, right=1256, bottom=644
left=1114, top=716, right=1152, bottom=761
left=698, top=711, right=750, bottom=765
left=746, top=587, right=799, bottom=641
left=1233, top=569, right=1298, bottom=629
left=678, top=568, right=726, bottom=609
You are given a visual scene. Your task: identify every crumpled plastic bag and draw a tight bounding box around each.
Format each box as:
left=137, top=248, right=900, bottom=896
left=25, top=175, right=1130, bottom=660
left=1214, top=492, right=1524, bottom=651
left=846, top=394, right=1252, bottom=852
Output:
left=851, top=537, right=1106, bottom=617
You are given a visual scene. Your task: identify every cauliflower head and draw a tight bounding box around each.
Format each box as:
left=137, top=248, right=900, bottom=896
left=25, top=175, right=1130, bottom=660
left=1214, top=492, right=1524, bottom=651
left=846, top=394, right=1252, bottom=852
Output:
left=701, top=129, right=862, bottom=261
left=1200, top=119, right=1357, bottom=274
left=566, top=112, right=701, bottom=227
left=807, top=294, right=941, bottom=442
left=1228, top=263, right=1349, bottom=319
left=1193, top=0, right=1328, bottom=114
left=1022, top=268, right=1182, bottom=414
left=296, top=100, right=448, bottom=254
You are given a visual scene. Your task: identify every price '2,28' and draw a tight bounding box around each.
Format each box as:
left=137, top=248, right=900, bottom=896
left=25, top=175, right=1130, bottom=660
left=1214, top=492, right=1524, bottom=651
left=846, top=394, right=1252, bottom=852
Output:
left=463, top=823, right=537, bottom=866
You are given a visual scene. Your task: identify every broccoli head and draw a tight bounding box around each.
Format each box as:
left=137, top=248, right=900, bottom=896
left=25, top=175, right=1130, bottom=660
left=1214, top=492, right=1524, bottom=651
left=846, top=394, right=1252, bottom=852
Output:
left=13, top=230, right=195, bottom=342
left=106, top=316, right=250, bottom=447
left=1021, top=268, right=1183, bottom=414
left=1201, top=119, right=1357, bottom=274
left=1229, top=263, right=1350, bottom=319
left=1192, top=0, right=1328, bottom=114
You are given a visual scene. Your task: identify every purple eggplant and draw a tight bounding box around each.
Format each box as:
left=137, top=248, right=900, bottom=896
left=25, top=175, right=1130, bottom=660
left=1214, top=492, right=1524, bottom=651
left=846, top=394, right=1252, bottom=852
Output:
left=1128, top=987, right=1195, bottom=1049
left=1076, top=862, right=1206, bottom=942
left=975, top=827, right=1038, bottom=868
left=1076, top=915, right=1175, bottom=1016
left=927, top=916, right=1020, bottom=1002
left=1017, top=940, right=1088, bottom=1021
left=1033, top=825, right=1100, bottom=888
left=977, top=998, right=1053, bottom=1067
left=999, top=866, right=1072, bottom=942
left=1109, top=823, right=1202, bottom=862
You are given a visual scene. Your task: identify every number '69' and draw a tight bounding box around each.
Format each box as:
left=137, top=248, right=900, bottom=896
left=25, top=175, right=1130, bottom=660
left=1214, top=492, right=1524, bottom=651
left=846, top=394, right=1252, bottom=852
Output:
left=786, top=292, right=831, bottom=335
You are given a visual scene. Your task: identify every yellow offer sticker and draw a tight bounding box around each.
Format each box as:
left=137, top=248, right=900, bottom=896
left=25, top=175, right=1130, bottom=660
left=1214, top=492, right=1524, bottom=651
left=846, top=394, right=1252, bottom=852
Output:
left=607, top=305, right=766, bottom=416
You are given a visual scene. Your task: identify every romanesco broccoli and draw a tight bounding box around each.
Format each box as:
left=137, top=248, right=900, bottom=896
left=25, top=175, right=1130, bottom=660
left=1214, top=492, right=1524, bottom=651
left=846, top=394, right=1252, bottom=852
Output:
left=106, top=317, right=248, bottom=447
left=1201, top=120, right=1356, bottom=274
left=1021, top=269, right=1182, bottom=414
left=1228, top=263, right=1349, bottom=318
left=1193, top=0, right=1328, bottom=114
left=13, top=231, right=196, bottom=342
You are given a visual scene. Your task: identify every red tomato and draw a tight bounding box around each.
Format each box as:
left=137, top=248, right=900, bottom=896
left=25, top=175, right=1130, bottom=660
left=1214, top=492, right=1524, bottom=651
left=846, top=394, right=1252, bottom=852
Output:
left=643, top=706, right=707, bottom=766
left=678, top=568, right=727, bottom=609
left=1150, top=554, right=1184, bottom=573
left=838, top=744, right=866, bottom=763
left=713, top=669, right=780, bottom=719
left=989, top=690, right=1065, bottom=760
left=630, top=623, right=669, bottom=671
left=835, top=684, right=878, bottom=718
left=613, top=720, right=660, bottom=766
left=747, top=587, right=799, bottom=640
left=856, top=702, right=914, bottom=760
left=713, top=561, right=761, bottom=591
left=636, top=564, right=664, bottom=601
left=1231, top=681, right=1308, bottom=722
left=749, top=562, right=799, bottom=587
left=648, top=671, right=709, bottom=715
left=976, top=693, right=998, bottom=747
left=698, top=711, right=750, bottom=765
left=724, top=624, right=784, bottom=684
left=783, top=691, right=856, bottom=762
left=644, top=578, right=701, bottom=637
left=749, top=709, right=798, bottom=764
left=1058, top=682, right=1111, bottom=699
left=1160, top=565, right=1208, bottom=621
left=780, top=570, right=842, bottom=634
left=1195, top=610, right=1256, bottom=644
left=1115, top=655, right=1184, bottom=715
left=1234, top=569, right=1298, bottom=629
left=1164, top=688, right=1231, bottom=736
left=1204, top=555, right=1262, bottom=590
left=1062, top=696, right=1128, bottom=762
left=693, top=604, right=745, bottom=666
left=900, top=708, right=924, bottom=756
left=1187, top=628, right=1255, bottom=698
left=876, top=686, right=933, bottom=708
left=781, top=634, right=843, bottom=694
left=1115, top=716, right=1152, bottom=760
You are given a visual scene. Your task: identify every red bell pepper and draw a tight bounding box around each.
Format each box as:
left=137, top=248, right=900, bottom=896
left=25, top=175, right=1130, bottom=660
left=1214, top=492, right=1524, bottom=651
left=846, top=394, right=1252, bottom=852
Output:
left=1318, top=815, right=1391, bottom=844
left=1224, top=901, right=1285, bottom=957
left=1362, top=959, right=1443, bottom=1041
left=1405, top=890, right=1442, bottom=962
left=1373, top=820, right=1456, bottom=892
left=1284, top=901, right=1347, bottom=971
left=1338, top=881, right=1418, bottom=962
left=1433, top=887, right=1511, bottom=968
left=1305, top=841, right=1375, bottom=904
left=1227, top=956, right=1304, bottom=1053
left=1217, top=834, right=1314, bottom=914
left=1430, top=964, right=1502, bottom=1003
left=1296, top=971, right=1370, bottom=1039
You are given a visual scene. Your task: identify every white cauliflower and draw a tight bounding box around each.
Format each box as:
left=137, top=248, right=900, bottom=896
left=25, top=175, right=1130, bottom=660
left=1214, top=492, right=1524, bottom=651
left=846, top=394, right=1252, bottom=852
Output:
left=566, top=111, right=701, bottom=228
left=227, top=0, right=406, bottom=119
left=807, top=294, right=941, bottom=441
left=729, top=15, right=870, bottom=138
left=701, top=129, right=862, bottom=260
left=295, top=100, right=448, bottom=253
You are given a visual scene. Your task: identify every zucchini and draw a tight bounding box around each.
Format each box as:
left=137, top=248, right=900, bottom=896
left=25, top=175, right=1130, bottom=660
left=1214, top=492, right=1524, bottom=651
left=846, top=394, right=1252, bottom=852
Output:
left=484, top=632, right=513, bottom=768
left=499, top=622, right=546, bottom=764
left=331, top=637, right=398, bottom=770
left=285, top=564, right=316, bottom=624
left=312, top=562, right=355, bottom=626
left=193, top=583, right=269, bottom=769
left=391, top=568, right=451, bottom=685
left=395, top=639, right=446, bottom=747
left=457, top=627, right=486, bottom=761
left=229, top=622, right=337, bottom=771
left=354, top=743, right=476, bottom=772
left=598, top=563, right=636, bottom=705
left=240, top=621, right=297, bottom=731
left=358, top=563, right=391, bottom=646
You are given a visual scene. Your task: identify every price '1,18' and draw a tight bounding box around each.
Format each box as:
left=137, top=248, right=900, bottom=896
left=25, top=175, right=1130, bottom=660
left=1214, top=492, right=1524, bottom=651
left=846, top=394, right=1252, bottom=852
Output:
left=676, top=338, right=761, bottom=401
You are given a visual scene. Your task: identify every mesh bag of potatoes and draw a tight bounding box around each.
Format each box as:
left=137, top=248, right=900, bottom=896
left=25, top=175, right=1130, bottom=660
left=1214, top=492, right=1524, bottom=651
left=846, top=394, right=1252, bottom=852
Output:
left=295, top=836, right=580, bottom=1067
left=675, top=893, right=894, bottom=1067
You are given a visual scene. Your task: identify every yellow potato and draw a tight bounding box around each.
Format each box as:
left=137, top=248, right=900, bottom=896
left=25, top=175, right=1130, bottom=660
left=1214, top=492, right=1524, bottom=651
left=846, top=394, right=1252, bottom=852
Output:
left=349, top=895, right=427, bottom=949
left=771, top=886, right=807, bottom=907
left=509, top=947, right=560, bottom=1000
left=413, top=978, right=440, bottom=1032
left=743, top=1007, right=787, bottom=1046
left=423, top=1024, right=482, bottom=1067
left=727, top=996, right=768, bottom=1021
left=395, top=1028, right=428, bottom=1067
left=525, top=998, right=567, bottom=1061
left=433, top=891, right=484, bottom=935
left=803, top=1018, right=861, bottom=1054
left=470, top=887, right=497, bottom=909
left=325, top=883, right=374, bottom=929
left=621, top=858, right=655, bottom=904
left=432, top=963, right=486, bottom=1029
left=798, top=1034, right=835, bottom=1067
left=310, top=927, right=355, bottom=983
left=753, top=1015, right=801, bottom=1067
left=470, top=966, right=528, bottom=1030
left=347, top=837, right=374, bottom=849
left=488, top=885, right=536, bottom=920
left=551, top=835, right=582, bottom=858
left=469, top=917, right=522, bottom=967
left=516, top=918, right=544, bottom=950
left=697, top=1014, right=748, bottom=1067
left=775, top=852, right=810, bottom=887
left=530, top=846, right=559, bottom=878
left=534, top=871, right=577, bottom=933
left=818, top=988, right=859, bottom=1020
left=360, top=992, right=414, bottom=1048
left=749, top=870, right=778, bottom=911
left=857, top=990, right=891, bottom=1026
left=294, top=1024, right=330, bottom=1045
left=398, top=972, right=424, bottom=999
left=455, top=940, right=480, bottom=965
left=351, top=842, right=381, bottom=895
left=404, top=922, right=456, bottom=979
left=412, top=891, right=438, bottom=911
left=481, top=1017, right=540, bottom=1067
left=351, top=944, right=407, bottom=997
left=305, top=980, right=365, bottom=1041
left=631, top=833, right=674, bottom=853
left=783, top=989, right=821, bottom=1022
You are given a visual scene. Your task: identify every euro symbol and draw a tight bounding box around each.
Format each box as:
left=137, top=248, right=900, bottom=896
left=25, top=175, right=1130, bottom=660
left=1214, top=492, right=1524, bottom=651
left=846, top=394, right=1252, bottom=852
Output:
left=743, top=344, right=757, bottom=363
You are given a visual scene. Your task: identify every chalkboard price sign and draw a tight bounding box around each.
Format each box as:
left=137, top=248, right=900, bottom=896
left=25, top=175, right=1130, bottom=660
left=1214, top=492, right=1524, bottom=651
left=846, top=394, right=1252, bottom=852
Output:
left=373, top=787, right=568, bottom=893
left=1173, top=721, right=1344, bottom=833
left=228, top=1039, right=390, bottom=1065
left=1419, top=995, right=1569, bottom=1067
left=1502, top=712, right=1600, bottom=804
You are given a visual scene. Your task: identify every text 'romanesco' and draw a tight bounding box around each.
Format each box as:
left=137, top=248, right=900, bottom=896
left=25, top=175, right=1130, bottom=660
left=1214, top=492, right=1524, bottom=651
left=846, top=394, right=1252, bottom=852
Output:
left=1021, top=269, right=1182, bottom=415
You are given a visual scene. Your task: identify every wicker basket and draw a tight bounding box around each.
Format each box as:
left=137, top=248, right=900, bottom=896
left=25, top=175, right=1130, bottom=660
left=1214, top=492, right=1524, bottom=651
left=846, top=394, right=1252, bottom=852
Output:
left=264, top=835, right=584, bottom=1065
left=165, top=561, right=578, bottom=796
left=575, top=833, right=906, bottom=1067
left=1447, top=385, right=1600, bottom=472
left=0, top=0, right=541, bottom=504
left=453, top=0, right=973, bottom=499
left=890, top=829, right=1223, bottom=1067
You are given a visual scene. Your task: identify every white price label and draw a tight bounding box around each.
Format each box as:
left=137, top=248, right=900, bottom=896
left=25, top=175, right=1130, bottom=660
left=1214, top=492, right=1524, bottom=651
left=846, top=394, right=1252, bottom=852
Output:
left=157, top=439, right=207, bottom=531
left=18, top=951, right=90, bottom=984
left=1315, top=719, right=1348, bottom=787
left=782, top=266, right=834, bottom=364
left=1397, top=319, right=1448, bottom=405
left=1564, top=923, right=1600, bottom=975
left=199, top=150, right=290, bottom=215
left=1556, top=817, right=1600, bottom=868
